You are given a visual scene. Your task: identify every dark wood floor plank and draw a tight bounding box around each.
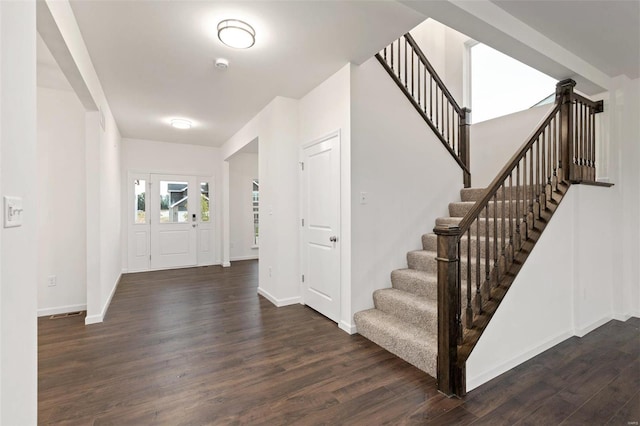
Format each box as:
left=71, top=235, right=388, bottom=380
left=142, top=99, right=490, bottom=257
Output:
left=607, top=391, right=640, bottom=425
left=563, top=360, right=640, bottom=425
left=38, top=262, right=640, bottom=425
left=426, top=405, right=478, bottom=425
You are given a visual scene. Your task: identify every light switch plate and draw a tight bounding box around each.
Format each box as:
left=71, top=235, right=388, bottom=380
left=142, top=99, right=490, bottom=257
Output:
left=4, top=196, right=23, bottom=228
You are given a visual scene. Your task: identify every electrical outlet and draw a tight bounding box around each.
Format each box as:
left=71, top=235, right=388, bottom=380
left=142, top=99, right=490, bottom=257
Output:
left=48, top=276, right=57, bottom=287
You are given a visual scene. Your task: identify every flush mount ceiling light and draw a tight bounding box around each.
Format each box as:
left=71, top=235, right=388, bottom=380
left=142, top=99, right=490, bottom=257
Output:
left=217, top=19, right=255, bottom=49
left=171, top=119, right=192, bottom=130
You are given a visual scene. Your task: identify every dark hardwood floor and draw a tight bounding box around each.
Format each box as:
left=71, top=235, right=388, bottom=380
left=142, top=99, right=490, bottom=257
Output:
left=39, top=261, right=639, bottom=425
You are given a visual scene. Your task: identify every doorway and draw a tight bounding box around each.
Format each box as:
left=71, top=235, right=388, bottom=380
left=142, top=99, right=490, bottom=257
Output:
left=127, top=172, right=214, bottom=272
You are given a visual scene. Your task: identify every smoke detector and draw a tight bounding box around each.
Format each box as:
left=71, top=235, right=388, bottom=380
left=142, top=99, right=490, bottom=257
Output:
left=215, top=58, right=229, bottom=70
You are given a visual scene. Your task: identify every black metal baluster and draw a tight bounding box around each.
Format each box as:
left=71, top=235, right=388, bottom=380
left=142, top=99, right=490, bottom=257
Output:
left=417, top=57, right=421, bottom=108
left=404, top=38, right=408, bottom=88
left=466, top=229, right=472, bottom=328
left=423, top=66, right=427, bottom=114
left=516, top=162, right=521, bottom=248
left=536, top=138, right=540, bottom=216
left=591, top=107, right=596, bottom=180
left=493, top=193, right=498, bottom=284
left=485, top=204, right=490, bottom=298
left=390, top=40, right=394, bottom=72
left=523, top=152, right=529, bottom=237
left=397, top=39, right=401, bottom=80
left=476, top=218, right=482, bottom=314
left=509, top=173, right=514, bottom=260
left=430, top=77, right=433, bottom=121
left=530, top=143, right=535, bottom=229
left=436, top=86, right=439, bottom=130
left=501, top=183, right=506, bottom=266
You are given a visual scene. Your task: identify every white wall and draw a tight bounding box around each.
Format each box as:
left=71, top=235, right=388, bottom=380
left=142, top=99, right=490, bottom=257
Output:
left=608, top=77, right=640, bottom=318
left=470, top=104, right=553, bottom=187
left=37, top=86, right=87, bottom=315
left=410, top=18, right=470, bottom=105
left=350, top=57, right=463, bottom=322
left=228, top=153, right=259, bottom=261
left=0, top=1, right=38, bottom=423
left=466, top=184, right=617, bottom=391
left=44, top=0, right=123, bottom=325
left=120, top=138, right=222, bottom=269
left=221, top=97, right=300, bottom=306
left=298, top=63, right=352, bottom=332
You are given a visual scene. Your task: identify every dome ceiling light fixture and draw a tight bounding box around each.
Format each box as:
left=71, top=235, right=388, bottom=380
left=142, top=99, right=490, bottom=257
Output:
left=217, top=19, right=255, bottom=49
left=171, top=119, right=192, bottom=130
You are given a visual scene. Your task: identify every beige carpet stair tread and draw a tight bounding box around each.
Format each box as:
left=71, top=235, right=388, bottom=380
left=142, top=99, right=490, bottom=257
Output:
left=373, top=288, right=437, bottom=330
left=391, top=269, right=437, bottom=300
left=353, top=308, right=437, bottom=377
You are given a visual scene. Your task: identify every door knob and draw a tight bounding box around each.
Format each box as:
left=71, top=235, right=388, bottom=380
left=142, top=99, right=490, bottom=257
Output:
left=329, top=236, right=338, bottom=242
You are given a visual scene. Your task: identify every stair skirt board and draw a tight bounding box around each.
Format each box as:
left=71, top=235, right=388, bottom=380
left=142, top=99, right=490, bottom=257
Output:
left=354, top=184, right=567, bottom=380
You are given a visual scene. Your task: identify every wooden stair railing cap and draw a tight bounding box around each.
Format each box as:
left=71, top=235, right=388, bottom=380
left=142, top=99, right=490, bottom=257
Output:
left=433, top=224, right=462, bottom=236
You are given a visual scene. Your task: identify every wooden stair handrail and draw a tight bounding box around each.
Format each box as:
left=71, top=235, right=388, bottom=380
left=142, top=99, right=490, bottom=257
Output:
left=375, top=33, right=471, bottom=187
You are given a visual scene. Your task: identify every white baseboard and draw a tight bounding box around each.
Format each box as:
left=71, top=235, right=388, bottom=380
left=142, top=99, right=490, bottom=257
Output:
left=574, top=315, right=612, bottom=337
left=612, top=312, right=633, bottom=322
left=85, top=274, right=122, bottom=325
left=230, top=255, right=259, bottom=262
left=222, top=261, right=231, bottom=268
left=38, top=304, right=87, bottom=317
left=466, top=330, right=572, bottom=392
left=257, top=287, right=301, bottom=307
left=339, top=320, right=357, bottom=335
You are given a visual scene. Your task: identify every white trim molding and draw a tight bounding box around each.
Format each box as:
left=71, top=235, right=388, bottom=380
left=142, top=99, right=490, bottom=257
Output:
left=574, top=316, right=612, bottom=337
left=339, top=320, right=357, bottom=335
left=230, top=255, right=259, bottom=262
left=466, top=330, right=573, bottom=392
left=85, top=274, right=122, bottom=325
left=37, top=304, right=87, bottom=317
left=257, top=287, right=301, bottom=307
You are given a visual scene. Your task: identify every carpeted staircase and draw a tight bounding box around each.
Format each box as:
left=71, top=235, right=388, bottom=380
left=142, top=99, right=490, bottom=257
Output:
left=354, top=186, right=514, bottom=377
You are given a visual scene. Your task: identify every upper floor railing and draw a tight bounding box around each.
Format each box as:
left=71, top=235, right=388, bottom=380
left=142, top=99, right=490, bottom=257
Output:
left=376, top=33, right=471, bottom=187
left=434, top=79, right=604, bottom=397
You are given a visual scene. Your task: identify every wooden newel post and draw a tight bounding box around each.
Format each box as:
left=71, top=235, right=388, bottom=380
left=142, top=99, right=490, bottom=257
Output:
left=459, top=108, right=471, bottom=188
left=434, top=224, right=465, bottom=397
left=556, top=79, right=575, bottom=182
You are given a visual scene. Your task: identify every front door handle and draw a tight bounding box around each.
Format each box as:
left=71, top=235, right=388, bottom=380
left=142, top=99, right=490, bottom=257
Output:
left=329, top=236, right=338, bottom=243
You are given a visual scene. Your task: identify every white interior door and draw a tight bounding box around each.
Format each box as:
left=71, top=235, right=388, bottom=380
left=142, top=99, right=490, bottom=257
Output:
left=301, top=133, right=341, bottom=322
left=150, top=174, right=197, bottom=270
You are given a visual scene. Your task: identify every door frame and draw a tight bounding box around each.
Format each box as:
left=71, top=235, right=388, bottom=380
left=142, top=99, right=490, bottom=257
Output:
left=299, top=130, right=342, bottom=322
left=126, top=170, right=217, bottom=272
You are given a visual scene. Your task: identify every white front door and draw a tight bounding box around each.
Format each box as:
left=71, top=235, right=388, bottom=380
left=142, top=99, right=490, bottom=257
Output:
left=150, top=174, right=197, bottom=270
left=301, top=133, right=341, bottom=322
